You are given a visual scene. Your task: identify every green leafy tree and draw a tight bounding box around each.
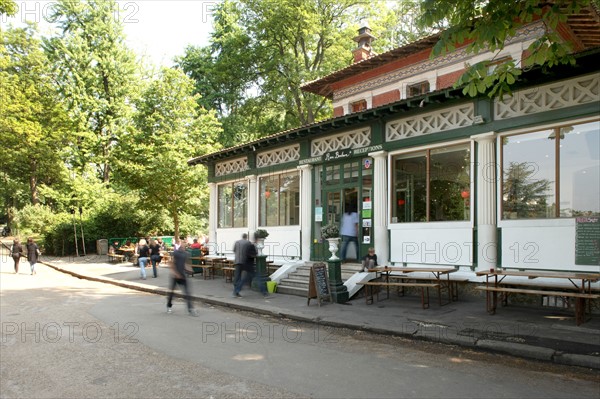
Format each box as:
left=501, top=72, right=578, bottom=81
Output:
left=113, top=67, right=222, bottom=239
left=503, top=161, right=553, bottom=218
left=0, top=0, right=17, bottom=16
left=42, top=0, right=139, bottom=183
left=418, top=0, right=599, bottom=98
left=178, top=0, right=365, bottom=146
left=0, top=24, right=71, bottom=211
left=178, top=1, right=434, bottom=147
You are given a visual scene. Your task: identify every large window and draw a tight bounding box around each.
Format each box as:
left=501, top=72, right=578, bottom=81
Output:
left=392, top=144, right=471, bottom=223
left=218, top=181, right=247, bottom=228
left=502, top=121, right=600, bottom=219
left=259, top=171, right=300, bottom=226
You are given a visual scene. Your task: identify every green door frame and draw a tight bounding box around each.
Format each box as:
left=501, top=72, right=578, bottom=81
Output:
left=311, top=157, right=374, bottom=261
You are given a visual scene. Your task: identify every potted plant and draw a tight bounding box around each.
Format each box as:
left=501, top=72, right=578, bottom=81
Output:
left=254, top=229, right=269, bottom=255
left=320, top=223, right=339, bottom=239
left=321, top=223, right=340, bottom=260
left=254, top=229, right=270, bottom=239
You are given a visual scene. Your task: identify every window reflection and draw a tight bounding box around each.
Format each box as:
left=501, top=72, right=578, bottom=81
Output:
left=502, top=121, right=599, bottom=219
left=502, top=131, right=555, bottom=219
left=259, top=171, right=300, bottom=226
left=560, top=122, right=600, bottom=217
left=217, top=182, right=248, bottom=228
left=392, top=145, right=470, bottom=223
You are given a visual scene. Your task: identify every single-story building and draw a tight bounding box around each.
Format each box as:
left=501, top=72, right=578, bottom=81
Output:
left=189, top=9, right=600, bottom=275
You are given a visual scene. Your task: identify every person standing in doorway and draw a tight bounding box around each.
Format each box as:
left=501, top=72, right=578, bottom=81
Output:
left=25, top=237, right=40, bottom=275
left=10, top=238, right=24, bottom=274
left=166, top=241, right=198, bottom=316
left=339, top=205, right=359, bottom=262
left=137, top=239, right=150, bottom=280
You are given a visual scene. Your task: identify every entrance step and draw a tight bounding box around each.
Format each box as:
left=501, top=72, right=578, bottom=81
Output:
left=276, top=262, right=364, bottom=297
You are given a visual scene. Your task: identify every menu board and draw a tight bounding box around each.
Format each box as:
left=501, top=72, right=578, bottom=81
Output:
left=575, top=217, right=600, bottom=266
left=307, top=263, right=331, bottom=306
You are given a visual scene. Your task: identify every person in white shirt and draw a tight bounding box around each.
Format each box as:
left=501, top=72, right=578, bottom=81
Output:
left=339, top=206, right=359, bottom=262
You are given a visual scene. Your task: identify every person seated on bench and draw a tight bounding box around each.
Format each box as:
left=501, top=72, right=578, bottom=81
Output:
left=362, top=247, right=377, bottom=272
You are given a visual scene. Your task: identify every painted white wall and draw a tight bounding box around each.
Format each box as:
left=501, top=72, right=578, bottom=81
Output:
left=216, top=227, right=302, bottom=260
left=259, top=227, right=301, bottom=260
left=389, top=223, right=473, bottom=266
left=499, top=219, right=600, bottom=273
left=214, top=228, right=247, bottom=255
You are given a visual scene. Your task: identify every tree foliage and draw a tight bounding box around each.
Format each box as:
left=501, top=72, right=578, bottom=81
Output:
left=0, top=0, right=17, bottom=16
left=113, top=67, right=222, bottom=239
left=0, top=24, right=71, bottom=211
left=42, top=0, right=139, bottom=183
left=418, top=0, right=598, bottom=98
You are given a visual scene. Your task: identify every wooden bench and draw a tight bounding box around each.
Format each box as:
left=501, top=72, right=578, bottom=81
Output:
left=222, top=266, right=235, bottom=283
left=108, top=254, right=125, bottom=263
left=475, top=286, right=599, bottom=325
left=357, top=281, right=440, bottom=309
left=389, top=274, right=469, bottom=304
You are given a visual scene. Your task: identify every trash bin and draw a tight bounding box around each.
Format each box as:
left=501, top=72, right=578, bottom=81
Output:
left=267, top=281, right=277, bottom=294
left=96, top=239, right=108, bottom=255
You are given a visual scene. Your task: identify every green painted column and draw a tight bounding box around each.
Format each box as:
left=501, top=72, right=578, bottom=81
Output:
left=252, top=255, right=270, bottom=292
left=327, top=259, right=349, bottom=303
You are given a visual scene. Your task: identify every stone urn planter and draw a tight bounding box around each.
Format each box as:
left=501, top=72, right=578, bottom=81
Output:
left=254, top=229, right=269, bottom=256
left=326, top=237, right=340, bottom=261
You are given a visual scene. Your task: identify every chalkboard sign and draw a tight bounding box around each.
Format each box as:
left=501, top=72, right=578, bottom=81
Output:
left=575, top=217, right=600, bottom=265
left=307, top=263, right=332, bottom=306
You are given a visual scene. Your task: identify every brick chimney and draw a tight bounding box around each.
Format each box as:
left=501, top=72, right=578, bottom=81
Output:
left=352, top=23, right=375, bottom=63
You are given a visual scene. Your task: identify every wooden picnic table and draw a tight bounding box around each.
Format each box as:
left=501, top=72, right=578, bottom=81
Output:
left=362, top=266, right=458, bottom=307
left=474, top=269, right=600, bottom=325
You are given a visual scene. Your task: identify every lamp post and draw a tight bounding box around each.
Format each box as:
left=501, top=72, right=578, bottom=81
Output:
left=327, top=257, right=349, bottom=303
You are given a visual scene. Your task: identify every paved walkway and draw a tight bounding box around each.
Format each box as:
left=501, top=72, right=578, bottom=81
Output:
left=3, top=246, right=600, bottom=370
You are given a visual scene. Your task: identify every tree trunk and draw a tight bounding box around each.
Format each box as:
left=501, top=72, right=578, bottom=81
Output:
left=29, top=160, right=39, bottom=205
left=173, top=212, right=180, bottom=243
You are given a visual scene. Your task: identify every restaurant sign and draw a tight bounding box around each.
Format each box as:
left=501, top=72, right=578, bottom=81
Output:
left=298, top=144, right=383, bottom=166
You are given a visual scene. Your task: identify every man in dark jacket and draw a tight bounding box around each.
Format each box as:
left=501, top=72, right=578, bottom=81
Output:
left=232, top=233, right=268, bottom=298
left=166, top=241, right=198, bottom=316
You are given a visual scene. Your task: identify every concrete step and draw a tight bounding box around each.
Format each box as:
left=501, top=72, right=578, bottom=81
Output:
left=276, top=285, right=309, bottom=296
left=276, top=261, right=363, bottom=297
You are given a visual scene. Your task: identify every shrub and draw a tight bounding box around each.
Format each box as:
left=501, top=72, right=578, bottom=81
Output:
left=254, top=229, right=269, bottom=239
left=321, top=223, right=339, bottom=239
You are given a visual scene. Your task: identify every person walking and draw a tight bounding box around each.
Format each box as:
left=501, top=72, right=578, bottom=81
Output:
left=149, top=239, right=162, bottom=278
left=339, top=205, right=359, bottom=262
left=232, top=233, right=268, bottom=298
left=25, top=237, right=40, bottom=275
left=137, top=239, right=150, bottom=280
left=166, top=241, right=198, bottom=316
left=10, top=238, right=24, bottom=274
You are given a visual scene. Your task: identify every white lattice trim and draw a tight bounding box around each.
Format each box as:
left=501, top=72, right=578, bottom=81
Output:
left=215, top=157, right=249, bottom=177
left=311, top=128, right=371, bottom=156
left=386, top=104, right=474, bottom=141
left=495, top=73, right=600, bottom=120
left=256, top=145, right=300, bottom=168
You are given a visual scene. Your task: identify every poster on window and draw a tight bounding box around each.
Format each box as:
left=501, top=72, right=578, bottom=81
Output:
left=315, top=207, right=323, bottom=222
